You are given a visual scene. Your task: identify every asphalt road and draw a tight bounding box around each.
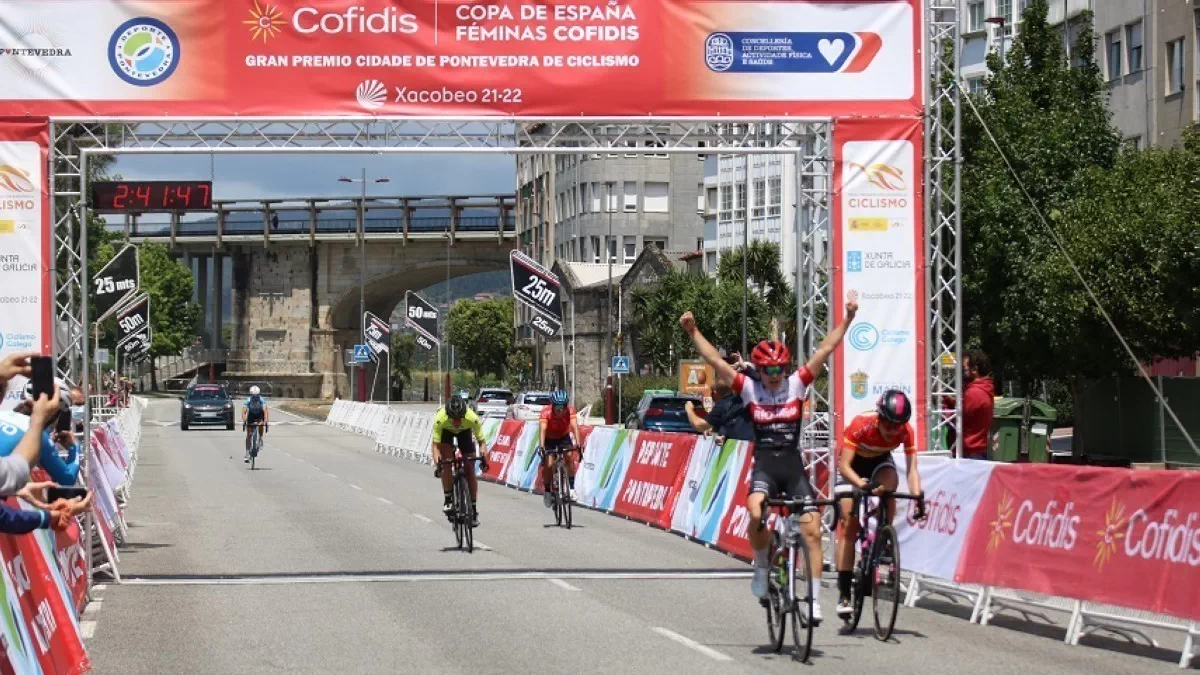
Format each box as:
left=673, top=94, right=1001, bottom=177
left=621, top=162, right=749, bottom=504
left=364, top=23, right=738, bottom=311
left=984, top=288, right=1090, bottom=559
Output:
left=86, top=400, right=1182, bottom=674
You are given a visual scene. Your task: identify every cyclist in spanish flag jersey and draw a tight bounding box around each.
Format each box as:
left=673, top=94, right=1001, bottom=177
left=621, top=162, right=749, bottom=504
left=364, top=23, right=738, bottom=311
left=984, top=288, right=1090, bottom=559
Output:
left=681, top=291, right=858, bottom=622
left=539, top=389, right=581, bottom=508
left=834, top=389, right=924, bottom=618
left=432, top=396, right=487, bottom=527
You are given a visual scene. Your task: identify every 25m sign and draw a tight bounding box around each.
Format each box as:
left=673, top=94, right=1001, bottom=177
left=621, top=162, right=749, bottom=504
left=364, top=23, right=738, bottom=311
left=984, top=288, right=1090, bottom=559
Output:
left=92, top=245, right=139, bottom=321
left=510, top=250, right=563, bottom=335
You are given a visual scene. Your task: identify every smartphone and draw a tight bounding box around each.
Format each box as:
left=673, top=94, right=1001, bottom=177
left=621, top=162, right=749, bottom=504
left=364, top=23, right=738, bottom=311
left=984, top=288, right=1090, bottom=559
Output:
left=29, top=356, right=54, bottom=400
left=46, top=487, right=88, bottom=502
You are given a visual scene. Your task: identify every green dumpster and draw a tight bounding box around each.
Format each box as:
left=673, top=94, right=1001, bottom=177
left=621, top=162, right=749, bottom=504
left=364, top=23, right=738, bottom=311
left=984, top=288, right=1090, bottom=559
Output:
left=990, top=398, right=1057, bottom=463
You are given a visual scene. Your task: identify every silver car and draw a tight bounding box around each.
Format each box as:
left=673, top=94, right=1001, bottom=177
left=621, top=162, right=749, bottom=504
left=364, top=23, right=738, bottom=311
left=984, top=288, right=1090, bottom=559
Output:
left=508, top=391, right=553, bottom=421
left=474, top=388, right=513, bottom=418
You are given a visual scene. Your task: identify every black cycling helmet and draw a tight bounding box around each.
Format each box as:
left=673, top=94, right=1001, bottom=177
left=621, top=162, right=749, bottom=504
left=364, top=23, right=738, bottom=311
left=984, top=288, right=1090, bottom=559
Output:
left=447, top=396, right=467, bottom=419
left=876, top=389, right=912, bottom=425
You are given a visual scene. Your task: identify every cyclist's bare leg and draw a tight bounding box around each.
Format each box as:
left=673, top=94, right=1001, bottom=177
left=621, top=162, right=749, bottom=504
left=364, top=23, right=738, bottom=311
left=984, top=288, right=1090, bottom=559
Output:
left=747, top=491, right=770, bottom=554
left=436, top=443, right=455, bottom=493
left=836, top=496, right=859, bottom=573
left=539, top=452, right=556, bottom=490
left=872, top=465, right=900, bottom=523
left=465, top=455, right=478, bottom=500
left=798, top=511, right=824, bottom=581
left=566, top=449, right=580, bottom=481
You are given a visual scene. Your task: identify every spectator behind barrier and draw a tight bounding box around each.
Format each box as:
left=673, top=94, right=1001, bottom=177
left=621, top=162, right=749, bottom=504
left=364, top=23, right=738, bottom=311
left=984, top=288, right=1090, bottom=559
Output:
left=944, top=350, right=996, bottom=460
left=685, top=350, right=755, bottom=443
left=1, top=380, right=82, bottom=486
left=0, top=351, right=54, bottom=495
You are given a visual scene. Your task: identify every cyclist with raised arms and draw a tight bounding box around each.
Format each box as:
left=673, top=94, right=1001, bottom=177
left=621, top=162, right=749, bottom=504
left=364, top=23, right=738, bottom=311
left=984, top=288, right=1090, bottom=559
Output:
left=680, top=291, right=858, bottom=623
left=431, top=396, right=487, bottom=527
left=539, top=389, right=581, bottom=507
left=835, top=389, right=924, bottom=619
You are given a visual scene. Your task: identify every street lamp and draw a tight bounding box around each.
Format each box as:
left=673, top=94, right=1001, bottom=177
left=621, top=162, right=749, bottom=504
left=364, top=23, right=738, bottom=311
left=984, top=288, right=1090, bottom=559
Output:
left=338, top=170, right=390, bottom=401
left=985, top=16, right=1008, bottom=65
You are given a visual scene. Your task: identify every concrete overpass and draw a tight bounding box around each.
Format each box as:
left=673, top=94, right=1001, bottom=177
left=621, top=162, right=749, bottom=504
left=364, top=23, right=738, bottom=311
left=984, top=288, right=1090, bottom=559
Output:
left=127, top=194, right=517, bottom=398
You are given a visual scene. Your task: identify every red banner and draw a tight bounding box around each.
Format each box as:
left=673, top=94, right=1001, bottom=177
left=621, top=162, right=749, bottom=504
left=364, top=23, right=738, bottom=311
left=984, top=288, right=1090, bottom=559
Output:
left=715, top=451, right=758, bottom=560
left=611, top=432, right=695, bottom=528
left=0, top=1, right=922, bottom=118
left=29, top=470, right=88, bottom=614
left=481, top=420, right=524, bottom=482
left=957, top=464, right=1200, bottom=621
left=0, top=501, right=89, bottom=675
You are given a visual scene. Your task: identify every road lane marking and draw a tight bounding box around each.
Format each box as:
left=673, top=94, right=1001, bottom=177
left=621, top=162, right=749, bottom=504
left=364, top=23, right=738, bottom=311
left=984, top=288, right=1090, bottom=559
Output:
left=122, top=570, right=749, bottom=586
left=475, top=541, right=493, bottom=551
left=80, top=621, right=96, bottom=639
left=84, top=601, right=102, bottom=614
left=651, top=627, right=733, bottom=662
left=326, top=473, right=338, bottom=479
left=549, top=578, right=580, bottom=592
left=348, top=484, right=363, bottom=491
left=413, top=514, right=433, bottom=523
left=377, top=497, right=394, bottom=505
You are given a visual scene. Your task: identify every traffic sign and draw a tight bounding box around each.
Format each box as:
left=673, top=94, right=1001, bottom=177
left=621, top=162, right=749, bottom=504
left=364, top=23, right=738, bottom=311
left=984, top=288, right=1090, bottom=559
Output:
left=364, top=312, right=390, bottom=359
left=94, top=348, right=110, bottom=364
left=404, top=291, right=440, bottom=345
left=93, top=244, right=139, bottom=322
left=612, top=356, right=630, bottom=375
left=353, top=344, right=371, bottom=363
left=510, top=250, right=564, bottom=331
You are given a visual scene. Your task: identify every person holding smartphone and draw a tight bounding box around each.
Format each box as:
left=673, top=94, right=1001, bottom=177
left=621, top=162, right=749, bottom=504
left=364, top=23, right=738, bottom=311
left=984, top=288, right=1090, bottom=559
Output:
left=0, top=356, right=81, bottom=488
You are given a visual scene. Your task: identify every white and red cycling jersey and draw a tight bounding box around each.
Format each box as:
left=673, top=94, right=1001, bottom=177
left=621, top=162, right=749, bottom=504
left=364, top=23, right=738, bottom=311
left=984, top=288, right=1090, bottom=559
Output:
left=732, top=367, right=815, bottom=454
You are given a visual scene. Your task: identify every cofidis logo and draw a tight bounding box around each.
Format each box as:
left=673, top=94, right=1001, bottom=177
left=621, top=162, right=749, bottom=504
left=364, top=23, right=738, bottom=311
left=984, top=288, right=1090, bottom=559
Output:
left=244, top=1, right=418, bottom=42
left=108, top=17, right=180, bottom=87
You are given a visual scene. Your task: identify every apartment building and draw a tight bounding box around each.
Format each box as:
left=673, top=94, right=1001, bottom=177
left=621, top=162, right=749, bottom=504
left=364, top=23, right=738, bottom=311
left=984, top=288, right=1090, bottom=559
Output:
left=701, top=152, right=800, bottom=278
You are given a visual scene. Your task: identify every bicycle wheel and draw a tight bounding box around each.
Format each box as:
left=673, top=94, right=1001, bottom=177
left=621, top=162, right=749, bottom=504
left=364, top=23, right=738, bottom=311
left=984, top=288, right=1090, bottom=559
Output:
left=847, top=556, right=867, bottom=631
left=456, top=475, right=474, bottom=554
left=558, top=461, right=572, bottom=529
left=871, top=524, right=901, bottom=641
left=552, top=464, right=563, bottom=527
left=250, top=430, right=258, bottom=470
left=763, top=533, right=786, bottom=653
left=790, top=529, right=815, bottom=663
left=452, top=473, right=465, bottom=550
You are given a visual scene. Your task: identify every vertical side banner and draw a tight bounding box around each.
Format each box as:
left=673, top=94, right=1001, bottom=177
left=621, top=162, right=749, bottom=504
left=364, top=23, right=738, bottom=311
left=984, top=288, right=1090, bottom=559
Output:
left=832, top=118, right=927, bottom=449
left=0, top=119, right=51, bottom=413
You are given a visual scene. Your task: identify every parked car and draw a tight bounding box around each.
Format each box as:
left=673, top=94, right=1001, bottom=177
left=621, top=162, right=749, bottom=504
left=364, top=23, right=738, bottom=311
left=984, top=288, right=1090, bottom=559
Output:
left=508, top=391, right=553, bottom=421
left=474, top=388, right=514, bottom=418
left=625, top=390, right=703, bottom=434
left=181, top=384, right=234, bottom=431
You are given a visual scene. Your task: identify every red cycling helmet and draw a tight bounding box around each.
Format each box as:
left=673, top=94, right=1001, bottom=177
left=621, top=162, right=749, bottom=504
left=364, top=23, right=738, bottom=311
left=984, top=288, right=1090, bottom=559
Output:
left=750, top=340, right=791, bottom=368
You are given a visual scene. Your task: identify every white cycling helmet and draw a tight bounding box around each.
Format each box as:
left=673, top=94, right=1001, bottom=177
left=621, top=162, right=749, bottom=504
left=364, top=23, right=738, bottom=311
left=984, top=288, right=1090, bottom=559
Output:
left=249, top=385, right=261, bottom=396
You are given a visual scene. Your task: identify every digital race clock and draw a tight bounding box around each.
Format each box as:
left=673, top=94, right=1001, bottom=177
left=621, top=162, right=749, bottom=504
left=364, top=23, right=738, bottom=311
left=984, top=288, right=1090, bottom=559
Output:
left=90, top=181, right=213, bottom=213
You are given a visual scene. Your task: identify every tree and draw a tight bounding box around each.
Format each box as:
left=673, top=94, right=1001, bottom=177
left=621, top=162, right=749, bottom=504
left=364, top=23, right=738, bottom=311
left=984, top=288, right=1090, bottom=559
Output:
left=716, top=241, right=792, bottom=313
left=961, top=0, right=1121, bottom=387
left=390, top=332, right=417, bottom=399
left=505, top=348, right=533, bottom=388
left=137, top=243, right=202, bottom=389
left=445, top=297, right=514, bottom=379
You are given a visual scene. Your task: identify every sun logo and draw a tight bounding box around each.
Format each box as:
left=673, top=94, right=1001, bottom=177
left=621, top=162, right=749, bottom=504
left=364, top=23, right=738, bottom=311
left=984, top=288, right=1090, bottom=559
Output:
left=244, top=0, right=285, bottom=43
left=849, top=162, right=906, bottom=191
left=987, top=491, right=1014, bottom=552
left=0, top=165, right=34, bottom=193
left=1094, top=497, right=1128, bottom=571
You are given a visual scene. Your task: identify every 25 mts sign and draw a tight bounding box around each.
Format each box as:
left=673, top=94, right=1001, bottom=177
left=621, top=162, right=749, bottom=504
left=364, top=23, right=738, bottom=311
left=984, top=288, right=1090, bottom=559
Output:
left=510, top=250, right=562, bottom=337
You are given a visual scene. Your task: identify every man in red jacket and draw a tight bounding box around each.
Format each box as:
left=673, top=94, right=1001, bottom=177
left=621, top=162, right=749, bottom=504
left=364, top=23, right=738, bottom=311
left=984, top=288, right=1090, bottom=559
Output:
left=960, top=350, right=995, bottom=459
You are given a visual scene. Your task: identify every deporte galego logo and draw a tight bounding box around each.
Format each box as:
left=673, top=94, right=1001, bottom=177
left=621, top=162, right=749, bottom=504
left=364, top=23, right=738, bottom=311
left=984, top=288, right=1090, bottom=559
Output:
left=108, top=17, right=180, bottom=87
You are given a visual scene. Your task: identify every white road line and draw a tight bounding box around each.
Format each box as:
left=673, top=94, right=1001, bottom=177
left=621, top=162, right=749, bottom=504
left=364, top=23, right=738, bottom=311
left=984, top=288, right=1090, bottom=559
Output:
left=326, top=473, right=338, bottom=479
left=80, top=621, right=96, bottom=639
left=84, top=601, right=102, bottom=614
left=377, top=497, right=394, bottom=505
left=413, top=514, right=432, bottom=523
left=348, top=484, right=363, bottom=491
left=93, top=584, right=107, bottom=592
left=122, top=570, right=749, bottom=587
left=651, top=627, right=732, bottom=662
left=549, top=578, right=580, bottom=592
left=475, top=541, right=493, bottom=551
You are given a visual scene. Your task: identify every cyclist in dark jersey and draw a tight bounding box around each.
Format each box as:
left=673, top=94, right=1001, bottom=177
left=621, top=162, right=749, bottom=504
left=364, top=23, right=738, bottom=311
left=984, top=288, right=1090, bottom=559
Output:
left=681, top=291, right=858, bottom=622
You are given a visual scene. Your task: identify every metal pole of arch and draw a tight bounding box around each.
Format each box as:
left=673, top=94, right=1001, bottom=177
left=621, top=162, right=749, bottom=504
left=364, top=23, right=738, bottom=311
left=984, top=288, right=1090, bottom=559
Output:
left=742, top=152, right=749, bottom=356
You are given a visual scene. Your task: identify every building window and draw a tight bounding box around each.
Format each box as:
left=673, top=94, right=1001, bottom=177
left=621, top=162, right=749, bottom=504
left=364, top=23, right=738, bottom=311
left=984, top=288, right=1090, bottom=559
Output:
left=1126, top=22, right=1143, bottom=73
left=1105, top=30, right=1122, bottom=81
left=1168, top=38, right=1185, bottom=95
left=768, top=176, right=782, bottom=216
left=623, top=181, right=637, bottom=212
left=1124, top=136, right=1142, bottom=151
left=606, top=183, right=619, bottom=212
left=644, top=182, right=669, bottom=213
left=608, top=237, right=618, bottom=263
left=719, top=184, right=732, bottom=219
left=966, top=77, right=985, bottom=95
left=752, top=179, right=766, bottom=218
left=591, top=182, right=602, bottom=212
left=734, top=183, right=746, bottom=221
left=580, top=183, right=589, bottom=214
left=995, top=0, right=1012, bottom=25
left=590, top=236, right=600, bottom=263
left=623, top=236, right=637, bottom=263
left=966, top=1, right=984, bottom=33
left=697, top=185, right=705, bottom=213
left=644, top=238, right=666, bottom=251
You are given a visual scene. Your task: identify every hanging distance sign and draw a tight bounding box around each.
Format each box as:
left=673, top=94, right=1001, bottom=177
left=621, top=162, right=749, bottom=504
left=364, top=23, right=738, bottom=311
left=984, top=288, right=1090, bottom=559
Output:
left=92, top=244, right=139, bottom=322
left=509, top=250, right=562, bottom=337
left=113, top=293, right=150, bottom=346
left=364, top=311, right=390, bottom=359
left=404, top=291, right=439, bottom=352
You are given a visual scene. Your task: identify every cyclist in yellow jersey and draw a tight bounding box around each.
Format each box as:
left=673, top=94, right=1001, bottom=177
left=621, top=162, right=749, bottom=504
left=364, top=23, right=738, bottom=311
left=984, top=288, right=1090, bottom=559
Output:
left=431, top=396, right=488, bottom=526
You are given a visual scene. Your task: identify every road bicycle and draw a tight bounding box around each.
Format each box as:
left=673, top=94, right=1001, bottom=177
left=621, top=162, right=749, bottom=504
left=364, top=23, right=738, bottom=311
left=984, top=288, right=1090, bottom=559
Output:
left=436, top=454, right=476, bottom=553
left=540, top=444, right=578, bottom=529
left=244, top=422, right=265, bottom=470
left=842, top=484, right=924, bottom=641
left=760, top=495, right=836, bottom=663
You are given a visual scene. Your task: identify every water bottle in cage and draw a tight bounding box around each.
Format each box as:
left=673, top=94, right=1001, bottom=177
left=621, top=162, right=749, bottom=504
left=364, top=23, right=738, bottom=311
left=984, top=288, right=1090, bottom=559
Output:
left=786, top=513, right=802, bottom=544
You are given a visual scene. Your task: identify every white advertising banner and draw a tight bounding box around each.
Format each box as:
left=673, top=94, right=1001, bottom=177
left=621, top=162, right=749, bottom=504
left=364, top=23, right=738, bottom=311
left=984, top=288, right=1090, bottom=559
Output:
left=0, top=122, right=50, bottom=412
left=890, top=454, right=996, bottom=580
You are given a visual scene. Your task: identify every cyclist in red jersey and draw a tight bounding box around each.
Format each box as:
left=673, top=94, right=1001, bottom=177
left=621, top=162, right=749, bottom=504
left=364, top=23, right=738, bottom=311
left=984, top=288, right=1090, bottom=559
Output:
left=834, top=389, right=924, bottom=618
left=681, top=291, right=858, bottom=622
left=539, top=389, right=581, bottom=507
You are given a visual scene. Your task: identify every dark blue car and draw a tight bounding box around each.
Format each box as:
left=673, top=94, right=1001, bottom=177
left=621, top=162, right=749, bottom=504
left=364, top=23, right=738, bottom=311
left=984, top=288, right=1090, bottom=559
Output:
left=625, top=391, right=703, bottom=434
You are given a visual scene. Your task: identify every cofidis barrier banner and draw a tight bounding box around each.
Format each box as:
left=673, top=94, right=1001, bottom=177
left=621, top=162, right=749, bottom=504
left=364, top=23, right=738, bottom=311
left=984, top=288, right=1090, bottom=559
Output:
left=0, top=1, right=921, bottom=117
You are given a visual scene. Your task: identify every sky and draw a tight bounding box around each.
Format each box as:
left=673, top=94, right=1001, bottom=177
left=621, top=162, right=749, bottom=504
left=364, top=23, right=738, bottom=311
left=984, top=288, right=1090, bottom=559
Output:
left=109, top=153, right=516, bottom=201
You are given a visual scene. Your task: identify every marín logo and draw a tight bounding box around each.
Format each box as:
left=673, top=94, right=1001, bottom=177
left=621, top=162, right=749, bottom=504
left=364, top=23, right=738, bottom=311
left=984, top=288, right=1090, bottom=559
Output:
left=1094, top=497, right=1127, bottom=570
left=987, top=491, right=1015, bottom=552
left=0, top=165, right=34, bottom=193
left=849, top=162, right=906, bottom=191
left=108, top=17, right=180, bottom=87
left=704, top=33, right=735, bottom=72
left=850, top=370, right=869, bottom=400
left=244, top=0, right=286, bottom=43
left=356, top=80, right=388, bottom=110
